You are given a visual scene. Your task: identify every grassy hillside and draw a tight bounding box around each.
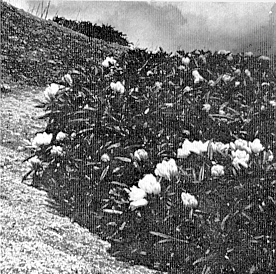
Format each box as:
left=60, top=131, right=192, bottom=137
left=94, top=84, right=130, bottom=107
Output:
left=0, top=1, right=127, bottom=87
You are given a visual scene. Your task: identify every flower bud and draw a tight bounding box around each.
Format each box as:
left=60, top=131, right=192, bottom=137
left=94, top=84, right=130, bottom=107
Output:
left=208, top=80, right=216, bottom=87
left=44, top=83, right=64, bottom=102
left=211, top=164, right=225, bottom=177
left=110, top=81, right=125, bottom=94
left=101, top=153, right=110, bottom=162
left=184, top=86, right=192, bottom=93
left=182, top=57, right=190, bottom=66
left=244, top=69, right=251, bottom=77
left=192, top=70, right=204, bottom=84
left=147, top=70, right=154, bottom=76
left=62, top=74, right=73, bottom=86
left=181, top=192, right=198, bottom=208
left=56, top=131, right=67, bottom=141
left=102, top=57, right=117, bottom=67
left=134, top=149, right=148, bottom=162
left=249, top=139, right=264, bottom=154
left=50, top=145, right=64, bottom=156
left=269, top=100, right=276, bottom=107
left=202, top=103, right=211, bottom=112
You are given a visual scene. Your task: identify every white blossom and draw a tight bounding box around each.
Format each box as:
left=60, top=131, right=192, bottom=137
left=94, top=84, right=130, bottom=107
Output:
left=102, top=57, right=117, bottom=67
left=211, top=164, right=225, bottom=177
left=130, top=198, right=148, bottom=210
left=50, top=145, right=64, bottom=156
left=249, top=139, right=264, bottom=154
left=110, top=81, right=125, bottom=94
left=182, top=57, right=190, bottom=66
left=192, top=70, right=204, bottom=84
left=56, top=131, right=67, bottom=141
left=44, top=83, right=64, bottom=102
left=202, top=103, right=211, bottom=112
left=101, top=153, right=110, bottom=162
left=138, top=174, right=161, bottom=195
left=134, top=149, right=148, bottom=161
left=181, top=192, right=198, bottom=208
left=155, top=159, right=178, bottom=181
left=129, top=186, right=147, bottom=201
left=32, top=132, right=53, bottom=148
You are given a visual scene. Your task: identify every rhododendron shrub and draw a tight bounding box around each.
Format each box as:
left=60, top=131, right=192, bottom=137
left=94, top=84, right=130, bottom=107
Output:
left=25, top=48, right=276, bottom=273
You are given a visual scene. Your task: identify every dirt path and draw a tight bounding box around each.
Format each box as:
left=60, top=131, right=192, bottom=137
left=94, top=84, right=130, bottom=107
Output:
left=0, top=85, right=163, bottom=274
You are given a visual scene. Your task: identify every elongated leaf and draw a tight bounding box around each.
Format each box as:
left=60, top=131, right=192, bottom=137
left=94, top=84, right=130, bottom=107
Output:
left=102, top=209, right=123, bottom=214
left=221, top=214, right=230, bottom=231
left=110, top=181, right=128, bottom=188
left=149, top=231, right=171, bottom=239
left=78, top=128, right=95, bottom=134
left=114, top=156, right=131, bottom=163
left=69, top=118, right=90, bottom=123
left=198, top=163, right=205, bottom=182
left=107, top=142, right=121, bottom=150
left=37, top=111, right=52, bottom=119
left=100, top=165, right=109, bottom=181
left=207, top=140, right=213, bottom=160
left=157, top=239, right=174, bottom=244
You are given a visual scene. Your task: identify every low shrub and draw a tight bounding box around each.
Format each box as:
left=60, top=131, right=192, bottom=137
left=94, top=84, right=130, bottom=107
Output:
left=53, top=16, right=130, bottom=46
left=24, top=48, right=276, bottom=273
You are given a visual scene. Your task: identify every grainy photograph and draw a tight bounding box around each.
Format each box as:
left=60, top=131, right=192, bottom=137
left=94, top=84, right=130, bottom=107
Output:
left=1, top=1, right=276, bottom=273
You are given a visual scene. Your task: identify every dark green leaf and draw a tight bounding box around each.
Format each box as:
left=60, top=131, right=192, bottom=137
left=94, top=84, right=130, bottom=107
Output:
left=100, top=165, right=109, bottom=181
left=114, top=156, right=131, bottom=163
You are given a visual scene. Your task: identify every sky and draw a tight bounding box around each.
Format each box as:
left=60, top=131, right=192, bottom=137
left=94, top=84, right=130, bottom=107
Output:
left=6, top=0, right=276, bottom=54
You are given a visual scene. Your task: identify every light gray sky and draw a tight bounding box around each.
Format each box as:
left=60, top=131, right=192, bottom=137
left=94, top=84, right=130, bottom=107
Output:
left=7, top=1, right=276, bottom=53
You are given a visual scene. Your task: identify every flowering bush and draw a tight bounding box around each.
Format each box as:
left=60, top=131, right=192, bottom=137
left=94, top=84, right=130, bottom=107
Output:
left=25, top=48, right=276, bottom=273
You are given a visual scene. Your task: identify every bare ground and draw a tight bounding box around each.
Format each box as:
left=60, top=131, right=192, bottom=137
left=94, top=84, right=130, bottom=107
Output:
left=0, top=85, right=164, bottom=274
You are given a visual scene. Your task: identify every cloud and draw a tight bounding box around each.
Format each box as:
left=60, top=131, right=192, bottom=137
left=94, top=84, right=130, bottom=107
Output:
left=7, top=1, right=275, bottom=54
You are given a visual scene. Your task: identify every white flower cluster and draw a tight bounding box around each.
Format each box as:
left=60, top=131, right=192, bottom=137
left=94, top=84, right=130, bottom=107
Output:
left=32, top=132, right=53, bottom=148
left=128, top=173, right=161, bottom=210
left=229, top=138, right=264, bottom=170
left=102, top=56, right=117, bottom=68
left=154, top=159, right=178, bottom=181
left=31, top=131, right=67, bottom=158
left=50, top=145, right=64, bottom=156
left=177, top=139, right=209, bottom=158
left=110, top=81, right=125, bottom=94
left=211, top=142, right=229, bottom=154
left=177, top=137, right=272, bottom=175
left=128, top=153, right=179, bottom=210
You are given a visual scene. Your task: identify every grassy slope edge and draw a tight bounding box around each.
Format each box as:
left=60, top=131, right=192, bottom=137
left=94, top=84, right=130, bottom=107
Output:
left=0, top=2, right=164, bottom=274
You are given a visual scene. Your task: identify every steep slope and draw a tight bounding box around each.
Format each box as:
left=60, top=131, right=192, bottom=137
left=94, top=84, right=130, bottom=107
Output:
left=0, top=1, right=127, bottom=86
